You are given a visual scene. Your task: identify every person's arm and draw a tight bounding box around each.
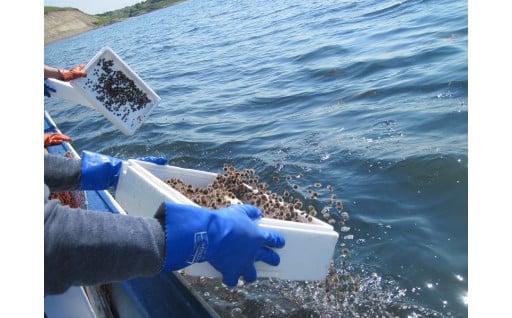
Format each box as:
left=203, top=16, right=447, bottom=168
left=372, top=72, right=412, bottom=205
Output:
left=44, top=151, right=285, bottom=295
left=44, top=65, right=63, bottom=80
left=44, top=64, right=87, bottom=81
left=45, top=151, right=167, bottom=193
left=44, top=185, right=166, bottom=296
left=44, top=154, right=82, bottom=192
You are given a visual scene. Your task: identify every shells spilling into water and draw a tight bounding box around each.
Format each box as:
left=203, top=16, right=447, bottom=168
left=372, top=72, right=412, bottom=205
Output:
left=84, top=57, right=151, bottom=121
left=164, top=164, right=348, bottom=226
left=164, top=164, right=360, bottom=315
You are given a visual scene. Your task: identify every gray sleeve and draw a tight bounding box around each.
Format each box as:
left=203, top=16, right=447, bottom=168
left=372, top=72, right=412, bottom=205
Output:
left=44, top=184, right=166, bottom=296
left=44, top=154, right=82, bottom=192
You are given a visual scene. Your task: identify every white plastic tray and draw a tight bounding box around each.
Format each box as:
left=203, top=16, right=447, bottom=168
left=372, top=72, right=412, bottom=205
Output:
left=115, top=160, right=339, bottom=281
left=70, top=46, right=161, bottom=135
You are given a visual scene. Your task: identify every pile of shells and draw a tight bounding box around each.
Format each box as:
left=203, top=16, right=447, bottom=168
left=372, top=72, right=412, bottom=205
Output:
left=164, top=164, right=348, bottom=225
left=84, top=57, right=151, bottom=121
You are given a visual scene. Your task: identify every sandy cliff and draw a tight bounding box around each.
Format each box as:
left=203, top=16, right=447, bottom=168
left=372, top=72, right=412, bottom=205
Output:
left=45, top=9, right=99, bottom=46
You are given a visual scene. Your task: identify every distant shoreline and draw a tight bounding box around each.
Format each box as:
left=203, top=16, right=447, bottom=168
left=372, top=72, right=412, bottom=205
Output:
left=44, top=9, right=103, bottom=46
left=44, top=1, right=184, bottom=46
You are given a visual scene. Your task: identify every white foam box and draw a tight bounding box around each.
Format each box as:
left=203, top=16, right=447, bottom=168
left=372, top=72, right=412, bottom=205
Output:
left=115, top=160, right=339, bottom=281
left=46, top=78, right=94, bottom=108
left=62, top=46, right=161, bottom=135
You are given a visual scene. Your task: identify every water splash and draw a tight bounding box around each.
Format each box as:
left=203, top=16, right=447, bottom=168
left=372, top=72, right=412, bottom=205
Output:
left=181, top=264, right=447, bottom=317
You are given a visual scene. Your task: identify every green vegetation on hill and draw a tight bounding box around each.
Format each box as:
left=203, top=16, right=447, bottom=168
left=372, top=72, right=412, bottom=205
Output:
left=98, top=0, right=183, bottom=17
left=44, top=6, right=76, bottom=13
left=45, top=0, right=183, bottom=26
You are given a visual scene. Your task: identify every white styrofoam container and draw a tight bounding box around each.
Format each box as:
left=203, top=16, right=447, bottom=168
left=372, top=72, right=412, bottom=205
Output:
left=68, top=46, right=161, bottom=135
left=46, top=78, right=94, bottom=108
left=115, top=160, right=339, bottom=281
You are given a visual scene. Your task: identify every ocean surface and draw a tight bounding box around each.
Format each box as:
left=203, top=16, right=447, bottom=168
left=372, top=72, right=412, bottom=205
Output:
left=44, top=0, right=468, bottom=317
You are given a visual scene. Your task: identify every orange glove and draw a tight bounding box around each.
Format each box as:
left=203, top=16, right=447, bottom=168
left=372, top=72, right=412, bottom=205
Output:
left=44, top=133, right=72, bottom=147
left=59, top=64, right=87, bottom=81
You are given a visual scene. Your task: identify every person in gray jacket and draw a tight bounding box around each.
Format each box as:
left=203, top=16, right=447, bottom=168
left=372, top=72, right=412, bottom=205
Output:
left=44, top=151, right=285, bottom=296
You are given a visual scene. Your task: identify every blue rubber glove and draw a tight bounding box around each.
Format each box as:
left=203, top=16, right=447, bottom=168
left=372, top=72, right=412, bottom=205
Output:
left=44, top=79, right=56, bottom=97
left=158, top=202, right=285, bottom=287
left=136, top=156, right=168, bottom=165
left=80, top=150, right=168, bottom=190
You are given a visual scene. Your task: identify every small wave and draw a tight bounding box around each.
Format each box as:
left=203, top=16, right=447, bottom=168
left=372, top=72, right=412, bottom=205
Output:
left=292, top=44, right=351, bottom=64
left=384, top=154, right=467, bottom=186
left=359, top=1, right=405, bottom=19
